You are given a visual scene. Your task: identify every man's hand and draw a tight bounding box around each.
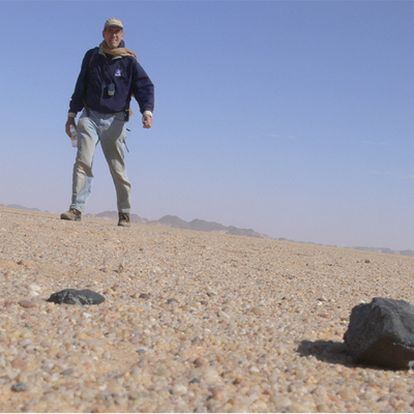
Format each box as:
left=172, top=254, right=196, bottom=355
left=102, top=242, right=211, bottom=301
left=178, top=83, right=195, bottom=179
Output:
left=142, top=113, right=152, bottom=129
left=65, top=117, right=76, bottom=138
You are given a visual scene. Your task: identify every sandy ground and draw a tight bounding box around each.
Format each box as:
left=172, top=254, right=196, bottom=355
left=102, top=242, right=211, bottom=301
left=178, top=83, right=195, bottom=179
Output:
left=1, top=205, right=414, bottom=412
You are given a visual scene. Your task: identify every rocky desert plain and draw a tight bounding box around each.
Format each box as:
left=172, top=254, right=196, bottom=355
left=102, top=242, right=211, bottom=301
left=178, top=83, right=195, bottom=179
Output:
left=1, top=204, right=414, bottom=412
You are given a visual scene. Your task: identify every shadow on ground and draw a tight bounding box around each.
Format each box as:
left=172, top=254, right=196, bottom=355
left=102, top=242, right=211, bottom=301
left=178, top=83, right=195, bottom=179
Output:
left=298, top=340, right=403, bottom=371
left=297, top=340, right=355, bottom=367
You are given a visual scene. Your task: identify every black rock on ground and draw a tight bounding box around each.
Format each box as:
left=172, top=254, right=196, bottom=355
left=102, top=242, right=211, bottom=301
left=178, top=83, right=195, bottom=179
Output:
left=344, top=297, right=414, bottom=370
left=47, top=289, right=105, bottom=305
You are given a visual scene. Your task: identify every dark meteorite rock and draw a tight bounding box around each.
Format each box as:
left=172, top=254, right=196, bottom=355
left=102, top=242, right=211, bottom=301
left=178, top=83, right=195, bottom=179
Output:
left=47, top=289, right=105, bottom=305
left=344, top=297, right=414, bottom=369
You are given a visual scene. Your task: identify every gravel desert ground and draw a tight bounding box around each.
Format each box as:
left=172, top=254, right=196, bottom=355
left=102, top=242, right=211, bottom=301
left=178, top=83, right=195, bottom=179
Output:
left=1, top=205, right=414, bottom=412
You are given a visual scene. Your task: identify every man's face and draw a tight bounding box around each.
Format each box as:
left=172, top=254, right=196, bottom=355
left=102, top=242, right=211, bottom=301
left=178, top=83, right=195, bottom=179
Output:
left=103, top=26, right=124, bottom=49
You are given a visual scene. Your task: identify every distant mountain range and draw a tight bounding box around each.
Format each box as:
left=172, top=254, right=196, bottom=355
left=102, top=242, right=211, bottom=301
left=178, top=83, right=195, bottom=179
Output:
left=2, top=203, right=414, bottom=255
left=150, top=215, right=264, bottom=237
left=352, top=246, right=414, bottom=257
left=4, top=204, right=41, bottom=212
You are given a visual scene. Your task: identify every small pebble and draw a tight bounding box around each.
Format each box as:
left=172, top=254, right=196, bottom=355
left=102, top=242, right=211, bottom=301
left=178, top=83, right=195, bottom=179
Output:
left=172, top=384, right=188, bottom=395
left=139, top=293, right=151, bottom=299
left=29, top=283, right=41, bottom=292
left=18, top=300, right=37, bottom=309
left=193, top=357, right=207, bottom=368
left=11, top=382, right=27, bottom=392
left=11, top=358, right=27, bottom=370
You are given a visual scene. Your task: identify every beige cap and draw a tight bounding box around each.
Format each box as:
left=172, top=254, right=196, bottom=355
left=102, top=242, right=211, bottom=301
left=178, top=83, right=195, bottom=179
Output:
left=104, top=18, right=124, bottom=30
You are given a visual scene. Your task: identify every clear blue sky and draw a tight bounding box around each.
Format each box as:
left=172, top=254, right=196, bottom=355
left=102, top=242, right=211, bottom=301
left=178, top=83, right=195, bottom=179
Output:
left=1, top=0, right=414, bottom=250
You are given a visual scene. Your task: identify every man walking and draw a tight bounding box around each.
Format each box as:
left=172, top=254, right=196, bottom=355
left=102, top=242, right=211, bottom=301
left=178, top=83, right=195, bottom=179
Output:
left=61, top=18, right=154, bottom=227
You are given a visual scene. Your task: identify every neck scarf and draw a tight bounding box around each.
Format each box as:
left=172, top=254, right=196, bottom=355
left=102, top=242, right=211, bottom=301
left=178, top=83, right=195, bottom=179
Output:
left=99, top=41, right=136, bottom=58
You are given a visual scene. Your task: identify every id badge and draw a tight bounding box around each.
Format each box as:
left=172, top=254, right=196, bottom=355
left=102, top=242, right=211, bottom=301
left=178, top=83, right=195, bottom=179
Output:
left=107, top=83, right=115, bottom=96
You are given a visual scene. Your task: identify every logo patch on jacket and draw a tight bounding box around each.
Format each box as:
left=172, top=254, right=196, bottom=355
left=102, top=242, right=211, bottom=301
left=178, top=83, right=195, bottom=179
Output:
left=114, top=68, right=122, bottom=77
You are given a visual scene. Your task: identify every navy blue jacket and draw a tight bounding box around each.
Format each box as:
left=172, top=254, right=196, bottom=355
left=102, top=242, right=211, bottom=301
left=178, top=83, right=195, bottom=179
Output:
left=69, top=44, right=154, bottom=115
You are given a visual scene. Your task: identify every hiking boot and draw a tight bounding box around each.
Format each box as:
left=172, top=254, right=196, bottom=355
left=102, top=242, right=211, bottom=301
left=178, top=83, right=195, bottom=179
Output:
left=118, top=212, right=130, bottom=227
left=60, top=208, right=81, bottom=221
